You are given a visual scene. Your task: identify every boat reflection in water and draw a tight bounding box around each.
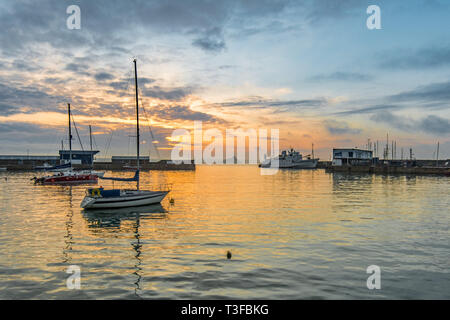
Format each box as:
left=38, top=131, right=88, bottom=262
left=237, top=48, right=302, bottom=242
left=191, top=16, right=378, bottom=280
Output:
left=81, top=204, right=167, bottom=298
left=82, top=204, right=167, bottom=229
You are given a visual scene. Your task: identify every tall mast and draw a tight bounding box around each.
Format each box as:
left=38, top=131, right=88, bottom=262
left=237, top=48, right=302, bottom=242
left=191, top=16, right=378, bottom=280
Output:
left=134, top=59, right=140, bottom=190
left=68, top=103, right=72, bottom=165
left=89, top=125, right=93, bottom=168
left=436, top=141, right=440, bottom=167
left=89, top=125, right=93, bottom=151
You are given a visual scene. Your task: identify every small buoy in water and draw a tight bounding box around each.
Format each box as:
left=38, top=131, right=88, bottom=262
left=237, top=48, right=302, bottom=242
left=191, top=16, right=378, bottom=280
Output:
left=4, top=177, right=7, bottom=181
left=226, top=251, right=232, bottom=259
left=169, top=198, right=175, bottom=204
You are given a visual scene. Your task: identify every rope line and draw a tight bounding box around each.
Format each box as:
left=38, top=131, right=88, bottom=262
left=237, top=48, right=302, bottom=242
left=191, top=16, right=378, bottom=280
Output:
left=71, top=113, right=84, bottom=151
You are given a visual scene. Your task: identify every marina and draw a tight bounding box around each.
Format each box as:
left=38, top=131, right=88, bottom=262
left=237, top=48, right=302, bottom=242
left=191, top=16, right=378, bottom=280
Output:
left=0, top=0, right=449, bottom=303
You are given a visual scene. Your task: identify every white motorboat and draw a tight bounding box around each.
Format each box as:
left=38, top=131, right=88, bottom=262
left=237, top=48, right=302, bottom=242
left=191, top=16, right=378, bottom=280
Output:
left=81, top=59, right=169, bottom=209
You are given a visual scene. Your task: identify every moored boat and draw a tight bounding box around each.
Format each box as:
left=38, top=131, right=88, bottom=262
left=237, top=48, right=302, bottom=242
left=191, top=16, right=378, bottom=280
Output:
left=81, top=187, right=169, bottom=209
left=33, top=103, right=103, bottom=185
left=81, top=59, right=169, bottom=209
left=260, top=147, right=319, bottom=169
left=34, top=170, right=98, bottom=185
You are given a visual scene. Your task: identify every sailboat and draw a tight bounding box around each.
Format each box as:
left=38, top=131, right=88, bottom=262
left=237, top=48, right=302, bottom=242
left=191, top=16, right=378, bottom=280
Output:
left=33, top=103, right=102, bottom=185
left=80, top=59, right=170, bottom=209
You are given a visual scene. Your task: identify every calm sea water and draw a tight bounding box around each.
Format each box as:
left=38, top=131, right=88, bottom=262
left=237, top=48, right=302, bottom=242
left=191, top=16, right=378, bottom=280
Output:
left=0, top=166, right=448, bottom=299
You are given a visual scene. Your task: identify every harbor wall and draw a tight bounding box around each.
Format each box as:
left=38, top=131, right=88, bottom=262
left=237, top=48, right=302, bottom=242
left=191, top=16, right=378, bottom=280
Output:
left=325, top=165, right=450, bottom=175
left=92, top=161, right=195, bottom=171
left=0, top=159, right=195, bottom=171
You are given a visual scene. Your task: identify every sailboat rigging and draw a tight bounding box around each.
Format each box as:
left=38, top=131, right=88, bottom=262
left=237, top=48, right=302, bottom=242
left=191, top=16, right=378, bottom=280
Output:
left=81, top=59, right=170, bottom=209
left=33, top=103, right=104, bottom=184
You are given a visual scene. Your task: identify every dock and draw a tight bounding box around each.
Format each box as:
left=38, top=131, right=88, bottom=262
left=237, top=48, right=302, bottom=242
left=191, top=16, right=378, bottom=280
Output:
left=325, top=164, right=450, bottom=175
left=0, top=156, right=195, bottom=171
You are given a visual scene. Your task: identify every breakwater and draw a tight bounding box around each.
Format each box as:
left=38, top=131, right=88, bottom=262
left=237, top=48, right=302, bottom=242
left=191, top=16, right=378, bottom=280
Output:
left=0, top=160, right=195, bottom=171
left=325, top=165, right=450, bottom=175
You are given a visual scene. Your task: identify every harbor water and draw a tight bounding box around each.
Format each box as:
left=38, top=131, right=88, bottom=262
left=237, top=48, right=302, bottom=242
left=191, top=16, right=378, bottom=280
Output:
left=0, top=166, right=449, bottom=299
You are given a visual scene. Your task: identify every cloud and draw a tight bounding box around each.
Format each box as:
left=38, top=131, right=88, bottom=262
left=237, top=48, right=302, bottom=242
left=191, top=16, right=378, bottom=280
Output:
left=143, top=86, right=193, bottom=101
left=108, top=81, right=129, bottom=91
left=389, top=81, right=450, bottom=105
left=0, top=82, right=64, bottom=115
left=107, top=77, right=155, bottom=91
left=306, top=0, right=366, bottom=24
left=12, top=59, right=39, bottom=72
left=370, top=111, right=450, bottom=135
left=333, top=81, right=450, bottom=117
left=151, top=104, right=226, bottom=123
left=332, top=104, right=401, bottom=116
left=65, top=62, right=91, bottom=76
left=44, top=77, right=70, bottom=85
left=209, top=97, right=327, bottom=110
left=192, top=27, right=226, bottom=52
left=0, top=121, right=63, bottom=145
left=94, top=72, right=115, bottom=82
left=420, top=115, right=450, bottom=134
left=0, top=103, right=16, bottom=116
left=323, top=119, right=362, bottom=135
left=309, top=72, right=373, bottom=82
left=0, top=0, right=296, bottom=56
left=380, top=45, right=450, bottom=70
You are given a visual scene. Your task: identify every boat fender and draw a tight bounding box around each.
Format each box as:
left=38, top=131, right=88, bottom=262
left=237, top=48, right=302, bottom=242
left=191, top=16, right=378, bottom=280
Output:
left=91, top=188, right=101, bottom=197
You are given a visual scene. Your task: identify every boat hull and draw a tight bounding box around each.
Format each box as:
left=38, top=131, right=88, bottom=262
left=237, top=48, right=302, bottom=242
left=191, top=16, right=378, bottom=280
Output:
left=291, top=159, right=318, bottom=169
left=81, top=191, right=169, bottom=209
left=260, top=159, right=318, bottom=169
left=37, top=174, right=98, bottom=185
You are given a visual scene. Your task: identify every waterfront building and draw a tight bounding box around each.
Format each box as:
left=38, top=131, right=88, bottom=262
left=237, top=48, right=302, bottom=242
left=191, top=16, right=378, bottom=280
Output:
left=332, top=148, right=373, bottom=166
left=59, top=150, right=99, bottom=165
left=0, top=155, right=59, bottom=165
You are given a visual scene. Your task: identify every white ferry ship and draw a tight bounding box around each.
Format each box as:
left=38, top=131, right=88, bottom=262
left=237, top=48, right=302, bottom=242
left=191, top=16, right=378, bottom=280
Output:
left=260, top=148, right=319, bottom=169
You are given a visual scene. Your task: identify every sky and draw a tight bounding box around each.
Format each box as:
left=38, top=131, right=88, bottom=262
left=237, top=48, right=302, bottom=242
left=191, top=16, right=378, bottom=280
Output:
left=0, top=0, right=449, bottom=160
